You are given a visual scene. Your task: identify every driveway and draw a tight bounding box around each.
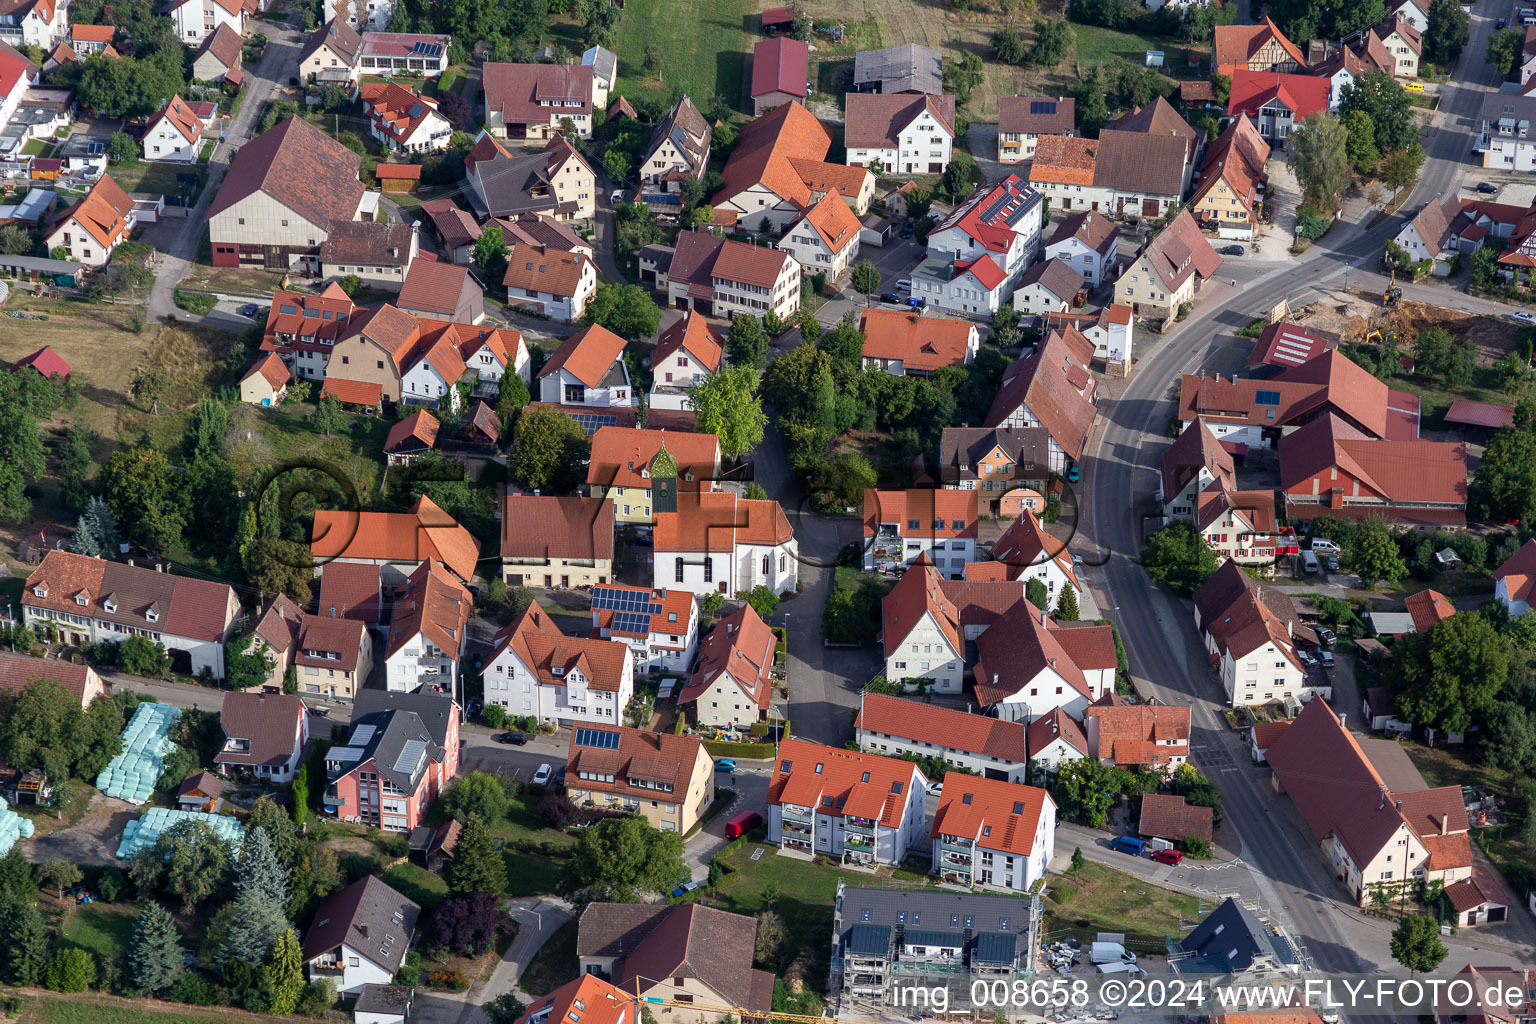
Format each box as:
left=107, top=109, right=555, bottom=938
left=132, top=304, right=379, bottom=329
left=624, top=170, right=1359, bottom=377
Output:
left=454, top=897, right=575, bottom=1024
left=24, top=792, right=136, bottom=866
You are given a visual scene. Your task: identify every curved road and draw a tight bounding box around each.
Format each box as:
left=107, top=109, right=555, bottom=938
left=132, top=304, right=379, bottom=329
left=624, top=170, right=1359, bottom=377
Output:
left=1081, top=6, right=1533, bottom=975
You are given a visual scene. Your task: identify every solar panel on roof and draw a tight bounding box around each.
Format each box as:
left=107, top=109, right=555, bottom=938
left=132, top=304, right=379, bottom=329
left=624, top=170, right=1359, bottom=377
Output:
left=979, top=193, right=1009, bottom=223
left=329, top=746, right=364, bottom=762
left=613, top=611, right=651, bottom=633
left=350, top=724, right=377, bottom=745
left=1255, top=389, right=1281, bottom=406
left=1029, top=100, right=1056, bottom=114
left=394, top=739, right=427, bottom=773
left=571, top=412, right=620, bottom=436
left=575, top=727, right=620, bottom=749
left=411, top=41, right=443, bottom=56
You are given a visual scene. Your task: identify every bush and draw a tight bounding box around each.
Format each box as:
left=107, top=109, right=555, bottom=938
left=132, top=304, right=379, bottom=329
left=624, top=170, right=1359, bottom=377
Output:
left=47, top=948, right=96, bottom=992
left=481, top=705, right=507, bottom=730
left=539, top=793, right=578, bottom=828
left=173, top=290, right=217, bottom=315
left=169, top=971, right=220, bottom=1006
left=299, top=978, right=336, bottom=1018
left=425, top=967, right=471, bottom=991
left=394, top=951, right=421, bottom=987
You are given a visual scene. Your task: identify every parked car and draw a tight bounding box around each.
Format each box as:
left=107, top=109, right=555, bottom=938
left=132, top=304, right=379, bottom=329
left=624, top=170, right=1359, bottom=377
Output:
left=669, top=880, right=701, bottom=897
left=715, top=758, right=737, bottom=773
left=1496, top=16, right=1507, bottom=27
left=610, top=189, right=626, bottom=204
left=1325, top=555, right=1339, bottom=571
left=725, top=811, right=762, bottom=839
left=1319, top=650, right=1335, bottom=669
left=555, top=766, right=567, bottom=787
left=1151, top=849, right=1183, bottom=866
left=900, top=225, right=914, bottom=238
left=1315, top=626, right=1337, bottom=646
left=1309, top=538, right=1340, bottom=555
left=495, top=732, right=529, bottom=745
left=880, top=292, right=900, bottom=303
left=925, top=780, right=944, bottom=797
left=1477, top=181, right=1500, bottom=194
left=895, top=278, right=912, bottom=291
left=1298, top=650, right=1318, bottom=670
left=238, top=303, right=261, bottom=317
left=532, top=763, right=553, bottom=786
left=1512, top=311, right=1536, bottom=325
left=1219, top=244, right=1244, bottom=256
left=1108, top=835, right=1146, bottom=855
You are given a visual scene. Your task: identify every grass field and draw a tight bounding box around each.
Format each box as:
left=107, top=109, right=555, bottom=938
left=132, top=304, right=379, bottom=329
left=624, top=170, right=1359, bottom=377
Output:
left=519, top=918, right=579, bottom=996
left=17, top=992, right=297, bottom=1024
left=63, top=902, right=137, bottom=961
left=1043, top=861, right=1202, bottom=940
left=384, top=861, right=450, bottom=909
left=611, top=0, right=753, bottom=111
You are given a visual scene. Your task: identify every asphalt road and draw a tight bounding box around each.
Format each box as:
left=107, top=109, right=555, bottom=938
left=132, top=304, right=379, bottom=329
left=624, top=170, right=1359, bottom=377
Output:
left=1081, top=0, right=1536, bottom=975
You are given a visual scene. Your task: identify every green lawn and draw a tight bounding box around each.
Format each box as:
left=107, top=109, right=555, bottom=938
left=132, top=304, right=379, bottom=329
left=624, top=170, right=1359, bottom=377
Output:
left=384, top=862, right=450, bottom=909
left=519, top=918, right=579, bottom=996
left=611, top=0, right=751, bottom=111
left=23, top=995, right=297, bottom=1024
left=1072, top=24, right=1189, bottom=71
left=107, top=162, right=205, bottom=205
left=63, top=903, right=136, bottom=962
left=1043, top=861, right=1202, bottom=944
left=228, top=396, right=393, bottom=505
left=20, top=139, right=50, bottom=156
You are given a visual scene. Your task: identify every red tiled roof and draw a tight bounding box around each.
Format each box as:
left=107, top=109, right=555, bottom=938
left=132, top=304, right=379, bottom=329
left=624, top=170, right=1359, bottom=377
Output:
left=483, top=62, right=594, bottom=126
left=319, top=377, right=383, bottom=407
left=984, top=329, right=1098, bottom=460
left=1250, top=719, right=1290, bottom=751
left=1443, top=863, right=1510, bottom=914
left=931, top=776, right=1052, bottom=856
left=1162, top=420, right=1235, bottom=504
left=23, top=549, right=235, bottom=643
left=881, top=559, right=961, bottom=655
left=361, top=81, right=442, bottom=146
left=990, top=509, right=1079, bottom=590
left=1247, top=321, right=1332, bottom=371
left=793, top=190, right=862, bottom=255
left=1213, top=18, right=1307, bottom=72
left=973, top=601, right=1093, bottom=707
left=318, top=561, right=382, bottom=623
left=376, top=163, right=423, bottom=181
left=858, top=309, right=975, bottom=373
left=767, top=738, right=922, bottom=826
left=653, top=312, right=724, bottom=375
left=1278, top=413, right=1467, bottom=507
left=679, top=604, right=775, bottom=708
left=1030, top=135, right=1096, bottom=188
left=50, top=174, right=132, bottom=249
left=312, top=494, right=481, bottom=582
left=0, top=652, right=97, bottom=707
left=863, top=488, right=977, bottom=540
left=844, top=92, right=955, bottom=149
left=1404, top=589, right=1454, bottom=634
left=711, top=101, right=833, bottom=211
left=1443, top=399, right=1513, bottom=430
left=1047, top=210, right=1118, bottom=258
left=384, top=409, right=440, bottom=454
left=72, top=24, right=115, bottom=41
left=147, top=94, right=203, bottom=146
left=1139, top=792, right=1214, bottom=843
left=13, top=346, right=70, bottom=378
left=386, top=558, right=473, bottom=660
left=241, top=351, right=290, bottom=391
left=537, top=324, right=627, bottom=388
left=1496, top=537, right=1536, bottom=603
left=1049, top=621, right=1118, bottom=671
left=1228, top=70, right=1331, bottom=122
left=1084, top=694, right=1190, bottom=766
left=856, top=692, right=1027, bottom=762
left=515, top=976, right=632, bottom=1024
left=566, top=726, right=704, bottom=802
left=587, top=426, right=720, bottom=491
left=751, top=36, right=808, bottom=99
left=998, top=95, right=1075, bottom=135
left=653, top=492, right=793, bottom=551
left=501, top=494, right=614, bottom=561
left=1026, top=707, right=1088, bottom=757
left=1138, top=208, right=1223, bottom=294
left=208, top=116, right=364, bottom=230
left=520, top=631, right=630, bottom=691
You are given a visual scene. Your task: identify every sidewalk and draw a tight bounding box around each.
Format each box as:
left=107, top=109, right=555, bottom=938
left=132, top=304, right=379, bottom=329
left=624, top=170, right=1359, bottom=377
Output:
left=444, top=896, right=576, bottom=1024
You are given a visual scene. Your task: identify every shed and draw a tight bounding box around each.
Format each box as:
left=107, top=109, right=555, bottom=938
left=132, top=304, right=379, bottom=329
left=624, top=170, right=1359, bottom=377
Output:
left=0, top=253, right=84, bottom=285
left=1138, top=793, right=1213, bottom=843
left=1442, top=863, right=1509, bottom=926
left=29, top=158, right=61, bottom=181
left=407, top=819, right=460, bottom=872
left=464, top=401, right=501, bottom=446
left=859, top=213, right=894, bottom=248
left=177, top=770, right=225, bottom=812
left=1365, top=610, right=1417, bottom=638
left=355, top=983, right=413, bottom=1024
left=376, top=164, right=422, bottom=194
left=760, top=5, right=795, bottom=31
left=1443, top=399, right=1514, bottom=433
left=12, top=346, right=70, bottom=379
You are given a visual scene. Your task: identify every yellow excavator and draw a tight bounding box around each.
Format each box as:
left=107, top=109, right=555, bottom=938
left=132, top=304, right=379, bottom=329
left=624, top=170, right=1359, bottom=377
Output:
left=1382, top=267, right=1402, bottom=307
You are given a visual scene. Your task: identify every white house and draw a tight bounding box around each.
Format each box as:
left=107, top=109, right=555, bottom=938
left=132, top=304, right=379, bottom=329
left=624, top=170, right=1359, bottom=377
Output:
left=535, top=323, right=634, bottom=406
left=863, top=488, right=978, bottom=579
left=647, top=311, right=723, bottom=411
left=1193, top=561, right=1328, bottom=708
left=362, top=80, right=452, bottom=153
left=778, top=191, right=862, bottom=279
left=910, top=254, right=1011, bottom=317
left=653, top=492, right=798, bottom=599
left=988, top=509, right=1081, bottom=603
left=679, top=604, right=776, bottom=730
left=974, top=603, right=1117, bottom=722
left=1371, top=15, right=1421, bottom=77
left=44, top=174, right=134, bottom=267
left=1479, top=93, right=1536, bottom=174
left=589, top=583, right=700, bottom=675
left=925, top=173, right=1042, bottom=282
left=1011, top=258, right=1084, bottom=320
left=168, top=0, right=246, bottom=46
left=1043, top=305, right=1134, bottom=369
left=302, top=876, right=420, bottom=997
left=381, top=560, right=471, bottom=703
left=930, top=777, right=1056, bottom=892
left=1393, top=194, right=1462, bottom=263
left=502, top=243, right=597, bottom=322
left=398, top=331, right=464, bottom=413
left=1389, top=0, right=1428, bottom=32
left=856, top=692, right=1030, bottom=783
left=484, top=604, right=635, bottom=727
left=0, top=0, right=67, bottom=49
left=214, top=692, right=309, bottom=781
left=21, top=549, right=240, bottom=680
left=1160, top=420, right=1235, bottom=519
left=1495, top=537, right=1536, bottom=618
left=879, top=561, right=966, bottom=690
left=843, top=92, right=956, bottom=176
left=1044, top=210, right=1119, bottom=288
left=766, top=739, right=928, bottom=867
left=1026, top=708, right=1088, bottom=775
left=452, top=323, right=529, bottom=399
left=142, top=95, right=203, bottom=163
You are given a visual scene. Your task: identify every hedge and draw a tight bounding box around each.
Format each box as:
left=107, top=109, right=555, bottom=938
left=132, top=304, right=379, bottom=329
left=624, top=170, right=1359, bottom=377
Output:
left=703, top=739, right=776, bottom=758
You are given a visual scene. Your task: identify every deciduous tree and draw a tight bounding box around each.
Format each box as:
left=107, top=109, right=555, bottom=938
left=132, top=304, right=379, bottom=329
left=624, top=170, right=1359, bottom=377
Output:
left=727, top=315, right=770, bottom=368
left=510, top=405, right=590, bottom=493
left=687, top=366, right=767, bottom=457
left=1350, top=516, right=1408, bottom=585
left=1389, top=914, right=1447, bottom=974
left=1028, top=19, right=1073, bottom=65
left=1289, top=112, right=1351, bottom=208
left=1391, top=611, right=1508, bottom=738
left=442, top=772, right=510, bottom=825
left=1339, top=72, right=1417, bottom=154
left=431, top=892, right=511, bottom=956
left=1486, top=27, right=1526, bottom=76
left=566, top=814, right=686, bottom=898
left=1424, top=0, right=1468, bottom=67
left=580, top=282, right=661, bottom=340
left=1139, top=521, right=1219, bottom=595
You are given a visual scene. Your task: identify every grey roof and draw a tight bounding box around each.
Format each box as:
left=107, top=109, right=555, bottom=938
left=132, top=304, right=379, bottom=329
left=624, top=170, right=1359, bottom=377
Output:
left=937, top=427, right=1052, bottom=483
left=355, top=984, right=413, bottom=1015
left=846, top=923, right=891, bottom=956
left=1016, top=257, right=1084, bottom=302
left=301, top=875, right=420, bottom=973
left=352, top=688, right=458, bottom=750
left=853, top=43, right=943, bottom=95
left=0, top=253, right=82, bottom=273
left=581, top=44, right=617, bottom=83
left=327, top=707, right=444, bottom=792
left=642, top=95, right=712, bottom=179
left=838, top=887, right=1031, bottom=935
left=57, top=133, right=110, bottom=160
left=973, top=932, right=1019, bottom=965
left=471, top=148, right=579, bottom=219
left=301, top=18, right=362, bottom=65
left=1178, top=898, right=1271, bottom=972
left=901, top=929, right=962, bottom=948
left=1481, top=90, right=1536, bottom=128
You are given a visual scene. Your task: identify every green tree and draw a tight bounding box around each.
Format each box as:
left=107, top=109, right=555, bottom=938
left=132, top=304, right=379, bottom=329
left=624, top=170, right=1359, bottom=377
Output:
left=496, top=369, right=530, bottom=425
left=486, top=993, right=530, bottom=1024
left=472, top=225, right=508, bottom=280
left=130, top=899, right=183, bottom=994
left=46, top=947, right=95, bottom=993
left=1342, top=110, right=1381, bottom=174
left=1070, top=846, right=1085, bottom=871
left=1351, top=517, right=1407, bottom=585
left=727, top=315, right=770, bottom=368
left=1048, top=759, right=1126, bottom=827
left=218, top=827, right=291, bottom=967
left=6, top=900, right=48, bottom=985
left=0, top=847, right=37, bottom=905
left=1028, top=19, right=1073, bottom=65
left=510, top=405, right=590, bottom=493
left=746, top=585, right=779, bottom=620
left=688, top=366, right=767, bottom=457
left=991, top=22, right=1027, bottom=63
left=248, top=795, right=300, bottom=867
left=263, top=930, right=306, bottom=1015
left=0, top=224, right=32, bottom=255
left=580, top=282, right=661, bottom=340
left=941, top=152, right=981, bottom=202
left=1414, top=325, right=1473, bottom=387
left=99, top=442, right=184, bottom=549
left=1055, top=586, right=1080, bottom=621
left=1289, top=112, right=1351, bottom=208
left=119, top=636, right=170, bottom=677
left=1391, top=612, right=1508, bottom=738
left=1268, top=0, right=1383, bottom=43
left=245, top=537, right=315, bottom=603
left=313, top=392, right=344, bottom=437
left=447, top=813, right=507, bottom=897
left=566, top=814, right=686, bottom=898
left=159, top=819, right=233, bottom=913
left=1140, top=521, right=1220, bottom=596
left=1487, top=27, right=1526, bottom=76
left=1424, top=0, right=1468, bottom=67
left=1389, top=914, right=1447, bottom=974
left=1471, top=422, right=1536, bottom=523
left=1481, top=700, right=1536, bottom=774
left=72, top=497, right=121, bottom=559
left=1339, top=72, right=1417, bottom=154
left=816, top=314, right=865, bottom=387
left=1379, top=143, right=1426, bottom=192
left=38, top=859, right=82, bottom=899
left=442, top=772, right=510, bottom=824
left=1026, top=578, right=1049, bottom=611
left=291, top=764, right=310, bottom=825
left=641, top=44, right=661, bottom=75
left=850, top=258, right=881, bottom=299
left=942, top=53, right=985, bottom=103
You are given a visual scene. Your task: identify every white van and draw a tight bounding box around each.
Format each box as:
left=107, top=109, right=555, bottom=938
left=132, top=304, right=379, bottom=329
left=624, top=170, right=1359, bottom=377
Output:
left=1310, top=538, right=1340, bottom=555
left=1301, top=551, right=1320, bottom=575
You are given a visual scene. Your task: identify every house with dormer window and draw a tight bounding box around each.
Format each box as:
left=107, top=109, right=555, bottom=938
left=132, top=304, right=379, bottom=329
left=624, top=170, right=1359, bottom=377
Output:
left=485, top=602, right=634, bottom=726
left=22, top=549, right=241, bottom=678
left=214, top=691, right=309, bottom=780
left=323, top=690, right=460, bottom=831
left=536, top=324, right=632, bottom=406
left=382, top=559, right=472, bottom=702
left=930, top=776, right=1056, bottom=891
left=862, top=489, right=978, bottom=578
left=648, top=312, right=724, bottom=410
left=766, top=739, right=927, bottom=866
left=589, top=584, right=699, bottom=675
left=302, top=876, right=420, bottom=996
left=680, top=604, right=777, bottom=729
left=482, top=62, right=594, bottom=140
left=564, top=724, right=714, bottom=833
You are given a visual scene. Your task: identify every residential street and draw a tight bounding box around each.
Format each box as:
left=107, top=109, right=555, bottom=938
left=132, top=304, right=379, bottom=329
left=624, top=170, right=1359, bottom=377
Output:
left=1080, top=0, right=1536, bottom=976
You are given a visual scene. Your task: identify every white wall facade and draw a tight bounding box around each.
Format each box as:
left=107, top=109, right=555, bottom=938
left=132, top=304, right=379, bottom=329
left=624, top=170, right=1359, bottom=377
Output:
left=45, top=212, right=128, bottom=266
left=483, top=643, right=635, bottom=726
left=986, top=666, right=1089, bottom=724
left=883, top=613, right=964, bottom=691
left=1496, top=577, right=1532, bottom=618
left=656, top=540, right=799, bottom=599
left=1045, top=235, right=1108, bottom=287
left=306, top=946, right=393, bottom=997
left=847, top=109, right=954, bottom=176
left=858, top=728, right=1028, bottom=783
left=171, top=0, right=243, bottom=45
left=537, top=363, right=634, bottom=406
left=210, top=190, right=344, bottom=260
left=143, top=121, right=199, bottom=162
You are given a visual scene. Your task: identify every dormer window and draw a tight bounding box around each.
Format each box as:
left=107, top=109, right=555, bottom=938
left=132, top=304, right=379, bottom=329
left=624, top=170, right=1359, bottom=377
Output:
left=103, top=598, right=117, bottom=613
left=32, top=584, right=46, bottom=598
left=74, top=594, right=88, bottom=606
left=146, top=609, right=158, bottom=623
left=552, top=667, right=565, bottom=677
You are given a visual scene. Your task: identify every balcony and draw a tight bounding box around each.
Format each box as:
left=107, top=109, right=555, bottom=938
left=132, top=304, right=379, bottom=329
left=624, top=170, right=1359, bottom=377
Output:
left=783, top=820, right=812, bottom=837
left=782, top=837, right=813, bottom=853
left=781, top=806, right=813, bottom=826
left=940, top=868, right=972, bottom=886
left=309, top=963, right=345, bottom=976
left=940, top=850, right=972, bottom=868
left=844, top=817, right=875, bottom=837
left=843, top=832, right=872, bottom=849
left=939, top=840, right=973, bottom=856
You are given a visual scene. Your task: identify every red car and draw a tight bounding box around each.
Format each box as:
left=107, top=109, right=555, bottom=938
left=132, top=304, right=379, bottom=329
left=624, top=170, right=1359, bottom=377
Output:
left=1152, top=849, right=1183, bottom=866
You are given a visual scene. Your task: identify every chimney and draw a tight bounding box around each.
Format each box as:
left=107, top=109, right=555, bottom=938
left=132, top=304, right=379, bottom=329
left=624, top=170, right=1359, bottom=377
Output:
left=1440, top=814, right=1449, bottom=836
left=1049, top=657, right=1056, bottom=668
left=127, top=559, right=134, bottom=567
left=992, top=674, right=999, bottom=686
left=1038, top=608, right=1046, bottom=626
left=1338, top=713, right=1346, bottom=728
left=1394, top=799, right=1402, bottom=811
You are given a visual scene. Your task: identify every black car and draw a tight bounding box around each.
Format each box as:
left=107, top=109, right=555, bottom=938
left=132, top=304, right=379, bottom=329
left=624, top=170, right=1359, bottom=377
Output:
left=900, top=225, right=914, bottom=238
left=1497, top=16, right=1507, bottom=27
left=1476, top=182, right=1500, bottom=194
left=879, top=292, right=900, bottom=303
left=1315, top=626, right=1337, bottom=647
left=495, top=732, right=529, bottom=745
left=1220, top=244, right=1244, bottom=256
